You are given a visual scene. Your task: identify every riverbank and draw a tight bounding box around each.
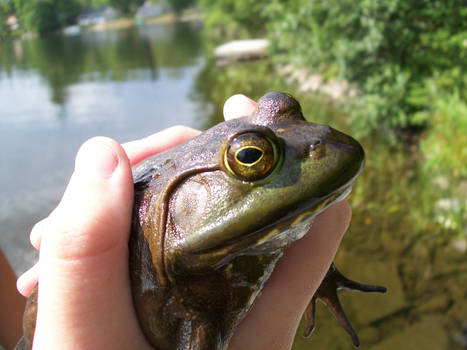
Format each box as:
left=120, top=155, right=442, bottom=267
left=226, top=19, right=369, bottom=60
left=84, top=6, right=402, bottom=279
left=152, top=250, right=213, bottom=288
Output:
left=87, top=10, right=203, bottom=32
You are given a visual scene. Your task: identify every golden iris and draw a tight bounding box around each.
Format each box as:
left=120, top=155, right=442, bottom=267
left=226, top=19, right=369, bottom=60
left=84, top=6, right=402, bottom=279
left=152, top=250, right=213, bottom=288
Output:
left=224, top=132, right=278, bottom=181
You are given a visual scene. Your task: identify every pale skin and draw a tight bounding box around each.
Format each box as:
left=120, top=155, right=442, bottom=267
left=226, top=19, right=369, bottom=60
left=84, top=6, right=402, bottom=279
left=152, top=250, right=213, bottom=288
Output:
left=14, top=94, right=351, bottom=350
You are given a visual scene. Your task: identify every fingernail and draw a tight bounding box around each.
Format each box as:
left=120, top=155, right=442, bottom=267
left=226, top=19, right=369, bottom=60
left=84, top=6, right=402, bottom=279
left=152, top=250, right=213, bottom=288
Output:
left=75, top=139, right=119, bottom=178
left=223, top=94, right=257, bottom=120
left=30, top=218, right=48, bottom=249
left=17, top=263, right=39, bottom=297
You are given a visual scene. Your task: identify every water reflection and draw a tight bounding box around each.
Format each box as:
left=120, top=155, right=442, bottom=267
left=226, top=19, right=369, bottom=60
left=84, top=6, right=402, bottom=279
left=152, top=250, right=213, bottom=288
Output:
left=0, top=22, right=202, bottom=106
left=0, top=22, right=204, bottom=274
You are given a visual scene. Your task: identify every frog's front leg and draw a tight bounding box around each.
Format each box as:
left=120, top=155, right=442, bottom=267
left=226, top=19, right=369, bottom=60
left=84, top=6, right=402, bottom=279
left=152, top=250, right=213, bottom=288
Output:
left=177, top=319, right=222, bottom=350
left=303, top=263, right=386, bottom=347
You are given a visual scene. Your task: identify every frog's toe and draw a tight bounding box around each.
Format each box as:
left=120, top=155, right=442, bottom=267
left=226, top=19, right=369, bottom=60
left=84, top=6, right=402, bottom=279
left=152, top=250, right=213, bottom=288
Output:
left=303, top=294, right=317, bottom=338
left=304, top=263, right=386, bottom=347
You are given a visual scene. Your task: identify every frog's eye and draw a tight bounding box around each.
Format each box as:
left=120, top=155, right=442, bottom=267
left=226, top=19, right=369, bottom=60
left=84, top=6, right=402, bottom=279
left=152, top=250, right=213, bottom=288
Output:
left=224, top=132, right=279, bottom=181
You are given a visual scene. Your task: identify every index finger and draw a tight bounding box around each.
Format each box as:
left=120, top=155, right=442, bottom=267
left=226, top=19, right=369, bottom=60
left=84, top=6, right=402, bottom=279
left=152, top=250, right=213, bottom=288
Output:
left=122, top=126, right=201, bottom=166
left=223, top=94, right=257, bottom=120
left=123, top=95, right=257, bottom=166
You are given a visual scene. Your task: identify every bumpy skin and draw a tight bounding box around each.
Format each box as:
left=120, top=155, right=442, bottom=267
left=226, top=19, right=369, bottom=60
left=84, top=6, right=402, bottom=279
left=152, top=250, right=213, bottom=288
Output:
left=16, top=92, right=385, bottom=350
left=130, top=92, right=367, bottom=350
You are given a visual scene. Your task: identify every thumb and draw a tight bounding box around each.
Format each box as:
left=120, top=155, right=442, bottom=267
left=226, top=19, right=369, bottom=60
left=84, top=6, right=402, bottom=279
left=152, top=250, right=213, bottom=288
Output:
left=33, top=137, right=148, bottom=349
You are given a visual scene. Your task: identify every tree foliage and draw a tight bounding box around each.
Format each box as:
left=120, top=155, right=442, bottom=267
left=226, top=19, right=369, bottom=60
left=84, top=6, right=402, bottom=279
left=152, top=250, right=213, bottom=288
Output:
left=266, top=0, right=467, bottom=136
left=201, top=0, right=467, bottom=137
left=13, top=0, right=81, bottom=33
left=0, top=1, right=11, bottom=39
left=107, top=0, right=144, bottom=14
left=199, top=0, right=268, bottom=40
left=11, top=0, right=145, bottom=34
left=76, top=0, right=145, bottom=12
left=166, top=0, right=195, bottom=14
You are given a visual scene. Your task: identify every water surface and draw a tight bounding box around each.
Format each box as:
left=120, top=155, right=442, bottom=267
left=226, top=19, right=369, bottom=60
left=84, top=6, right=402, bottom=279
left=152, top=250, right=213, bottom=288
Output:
left=0, top=22, right=207, bottom=273
left=1, top=21, right=465, bottom=350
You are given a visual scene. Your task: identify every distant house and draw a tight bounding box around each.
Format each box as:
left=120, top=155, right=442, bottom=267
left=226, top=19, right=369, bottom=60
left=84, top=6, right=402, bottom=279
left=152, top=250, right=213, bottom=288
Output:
left=6, top=15, right=19, bottom=31
left=77, top=7, right=118, bottom=26
left=135, top=1, right=170, bottom=20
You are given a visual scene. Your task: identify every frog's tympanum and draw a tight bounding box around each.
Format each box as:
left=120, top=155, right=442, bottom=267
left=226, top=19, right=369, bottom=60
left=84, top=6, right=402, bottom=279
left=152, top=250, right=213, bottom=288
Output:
left=16, top=92, right=386, bottom=350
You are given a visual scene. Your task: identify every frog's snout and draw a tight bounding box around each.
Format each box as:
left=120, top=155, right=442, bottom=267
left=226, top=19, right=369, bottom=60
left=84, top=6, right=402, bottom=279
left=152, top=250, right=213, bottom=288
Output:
left=327, top=127, right=365, bottom=182
left=327, top=126, right=364, bottom=157
left=307, top=126, right=364, bottom=164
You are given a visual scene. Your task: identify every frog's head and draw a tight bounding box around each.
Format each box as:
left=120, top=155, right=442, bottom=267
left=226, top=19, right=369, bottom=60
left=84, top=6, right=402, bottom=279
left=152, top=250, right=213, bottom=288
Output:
left=163, top=92, right=364, bottom=275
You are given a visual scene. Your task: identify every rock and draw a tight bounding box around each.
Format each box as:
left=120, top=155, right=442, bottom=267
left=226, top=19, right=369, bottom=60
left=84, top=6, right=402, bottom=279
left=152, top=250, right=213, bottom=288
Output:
left=298, top=74, right=323, bottom=93
left=452, top=322, right=467, bottom=347
left=214, top=39, right=269, bottom=64
left=435, top=198, right=460, bottom=211
left=320, top=80, right=349, bottom=99
left=451, top=238, right=467, bottom=253
left=371, top=316, right=449, bottom=350
left=63, top=25, right=81, bottom=36
left=418, top=295, right=451, bottom=313
left=433, top=176, right=450, bottom=190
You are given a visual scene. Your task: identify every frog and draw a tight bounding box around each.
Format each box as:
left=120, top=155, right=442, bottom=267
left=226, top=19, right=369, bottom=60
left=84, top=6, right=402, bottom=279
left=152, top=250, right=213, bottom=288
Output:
left=129, top=92, right=385, bottom=349
left=15, top=91, right=385, bottom=350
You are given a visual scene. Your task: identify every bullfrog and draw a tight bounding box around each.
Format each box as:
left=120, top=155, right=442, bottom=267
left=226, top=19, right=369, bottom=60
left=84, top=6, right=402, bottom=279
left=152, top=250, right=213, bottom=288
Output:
left=129, top=92, right=385, bottom=349
left=16, top=91, right=385, bottom=350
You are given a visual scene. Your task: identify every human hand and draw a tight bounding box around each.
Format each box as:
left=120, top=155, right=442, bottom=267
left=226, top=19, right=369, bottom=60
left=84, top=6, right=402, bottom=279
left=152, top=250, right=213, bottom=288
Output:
left=16, top=95, right=350, bottom=350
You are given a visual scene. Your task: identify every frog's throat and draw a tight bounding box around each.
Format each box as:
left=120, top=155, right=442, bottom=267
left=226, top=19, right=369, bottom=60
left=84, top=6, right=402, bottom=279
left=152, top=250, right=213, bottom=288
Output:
left=149, top=165, right=221, bottom=286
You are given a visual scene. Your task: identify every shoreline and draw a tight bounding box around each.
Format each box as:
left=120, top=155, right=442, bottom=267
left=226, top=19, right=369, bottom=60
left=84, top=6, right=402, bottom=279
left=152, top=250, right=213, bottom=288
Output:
left=87, top=11, right=203, bottom=32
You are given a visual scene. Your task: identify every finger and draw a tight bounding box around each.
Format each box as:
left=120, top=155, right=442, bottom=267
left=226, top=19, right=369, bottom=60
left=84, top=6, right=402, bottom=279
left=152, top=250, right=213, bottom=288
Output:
left=124, top=95, right=256, bottom=166
left=123, top=126, right=201, bottom=166
left=33, top=137, right=150, bottom=349
left=223, top=94, right=257, bottom=120
left=17, top=262, right=39, bottom=297
left=229, top=201, right=351, bottom=350
left=40, top=137, right=132, bottom=259
left=29, top=218, right=51, bottom=250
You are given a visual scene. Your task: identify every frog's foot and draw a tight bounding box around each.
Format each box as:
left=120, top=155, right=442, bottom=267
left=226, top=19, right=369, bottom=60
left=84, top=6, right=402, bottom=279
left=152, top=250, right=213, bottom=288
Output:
left=303, top=263, right=386, bottom=347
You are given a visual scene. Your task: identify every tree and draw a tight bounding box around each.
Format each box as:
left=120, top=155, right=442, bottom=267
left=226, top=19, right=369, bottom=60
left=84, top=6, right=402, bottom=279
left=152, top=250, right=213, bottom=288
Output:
left=0, top=2, right=11, bottom=39
left=168, top=0, right=195, bottom=14
left=200, top=0, right=268, bottom=39
left=13, top=0, right=81, bottom=34
left=108, top=0, right=144, bottom=14
left=266, top=0, right=467, bottom=136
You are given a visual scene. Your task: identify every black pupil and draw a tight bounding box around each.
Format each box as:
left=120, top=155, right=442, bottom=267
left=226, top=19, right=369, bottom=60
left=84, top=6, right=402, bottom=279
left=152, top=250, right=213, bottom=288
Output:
left=237, top=148, right=263, bottom=164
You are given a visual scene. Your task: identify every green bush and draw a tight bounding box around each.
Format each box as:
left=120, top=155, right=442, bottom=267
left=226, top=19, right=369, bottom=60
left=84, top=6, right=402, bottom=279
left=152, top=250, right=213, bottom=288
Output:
left=421, top=93, right=467, bottom=179
left=419, top=95, right=467, bottom=233
left=266, top=0, right=467, bottom=137
left=13, top=0, right=82, bottom=34
left=199, top=0, right=268, bottom=41
left=201, top=0, right=466, bottom=137
left=0, top=2, right=11, bottom=40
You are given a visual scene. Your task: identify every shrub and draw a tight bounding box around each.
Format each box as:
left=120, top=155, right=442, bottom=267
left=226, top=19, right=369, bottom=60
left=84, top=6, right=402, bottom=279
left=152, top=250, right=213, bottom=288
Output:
left=266, top=0, right=467, bottom=137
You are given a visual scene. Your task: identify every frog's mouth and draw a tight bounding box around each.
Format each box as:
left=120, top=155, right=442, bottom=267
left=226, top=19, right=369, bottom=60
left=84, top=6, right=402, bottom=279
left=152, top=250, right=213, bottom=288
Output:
left=241, top=181, right=354, bottom=250
left=247, top=182, right=354, bottom=252
left=201, top=178, right=357, bottom=268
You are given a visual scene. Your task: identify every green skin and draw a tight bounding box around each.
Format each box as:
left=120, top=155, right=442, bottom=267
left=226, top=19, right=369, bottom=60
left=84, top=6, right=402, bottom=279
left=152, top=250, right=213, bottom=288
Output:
left=16, top=92, right=385, bottom=350
left=129, top=92, right=383, bottom=350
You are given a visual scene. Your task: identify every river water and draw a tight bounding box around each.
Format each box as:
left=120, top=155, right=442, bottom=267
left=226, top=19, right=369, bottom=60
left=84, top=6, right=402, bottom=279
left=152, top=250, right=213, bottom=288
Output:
left=0, top=22, right=209, bottom=274
left=1, top=20, right=466, bottom=350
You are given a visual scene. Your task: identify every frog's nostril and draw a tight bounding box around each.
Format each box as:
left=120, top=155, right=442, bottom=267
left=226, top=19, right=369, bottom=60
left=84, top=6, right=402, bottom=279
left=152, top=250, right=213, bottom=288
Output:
left=309, top=139, right=325, bottom=158
left=309, top=139, right=322, bottom=151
